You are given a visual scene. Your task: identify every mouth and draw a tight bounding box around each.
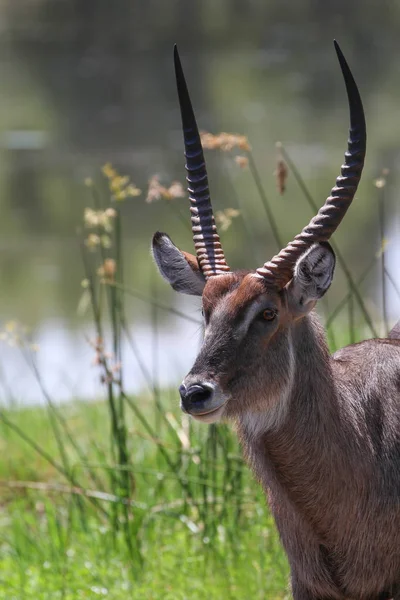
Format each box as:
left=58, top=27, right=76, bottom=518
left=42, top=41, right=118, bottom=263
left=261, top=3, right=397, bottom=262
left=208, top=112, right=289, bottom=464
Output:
left=188, top=402, right=227, bottom=424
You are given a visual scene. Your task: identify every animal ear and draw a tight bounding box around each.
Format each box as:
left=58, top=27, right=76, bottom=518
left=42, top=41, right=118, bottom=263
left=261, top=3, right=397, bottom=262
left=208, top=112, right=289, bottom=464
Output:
left=151, top=232, right=205, bottom=296
left=287, top=242, right=335, bottom=316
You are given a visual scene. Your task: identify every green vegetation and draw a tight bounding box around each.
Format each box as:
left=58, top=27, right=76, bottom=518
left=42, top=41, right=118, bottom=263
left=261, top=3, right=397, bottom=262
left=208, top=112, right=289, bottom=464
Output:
left=0, top=400, right=289, bottom=599
left=0, top=160, right=291, bottom=598
left=0, top=136, right=396, bottom=599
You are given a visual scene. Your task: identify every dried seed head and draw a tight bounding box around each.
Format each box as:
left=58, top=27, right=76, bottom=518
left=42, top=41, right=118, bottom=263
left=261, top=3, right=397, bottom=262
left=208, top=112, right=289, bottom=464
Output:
left=215, top=208, right=241, bottom=232
left=84, top=208, right=100, bottom=228
left=0, top=320, right=34, bottom=349
left=102, top=163, right=141, bottom=201
left=146, top=176, right=185, bottom=203
left=200, top=131, right=251, bottom=152
left=85, top=233, right=101, bottom=250
left=374, top=177, right=386, bottom=189
left=275, top=143, right=288, bottom=195
left=98, top=258, right=117, bottom=280
left=234, top=155, right=249, bottom=169
left=166, top=181, right=185, bottom=199
left=102, top=163, right=116, bottom=179
left=84, top=208, right=117, bottom=232
left=146, top=175, right=163, bottom=203
left=374, top=167, right=390, bottom=189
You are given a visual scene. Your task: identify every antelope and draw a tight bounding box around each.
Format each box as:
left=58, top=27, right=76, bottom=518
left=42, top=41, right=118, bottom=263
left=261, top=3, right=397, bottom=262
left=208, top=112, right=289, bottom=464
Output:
left=152, top=42, right=400, bottom=600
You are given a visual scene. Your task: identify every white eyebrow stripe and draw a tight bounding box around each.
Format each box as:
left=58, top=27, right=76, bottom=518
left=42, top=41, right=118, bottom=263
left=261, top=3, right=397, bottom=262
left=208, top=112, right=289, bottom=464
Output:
left=234, top=298, right=267, bottom=339
left=204, top=292, right=275, bottom=343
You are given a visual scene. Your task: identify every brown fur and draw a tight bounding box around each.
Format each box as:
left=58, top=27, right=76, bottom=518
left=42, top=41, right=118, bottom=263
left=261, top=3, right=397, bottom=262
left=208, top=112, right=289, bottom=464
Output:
left=191, top=273, right=400, bottom=599
left=152, top=235, right=400, bottom=599
left=182, top=251, right=202, bottom=274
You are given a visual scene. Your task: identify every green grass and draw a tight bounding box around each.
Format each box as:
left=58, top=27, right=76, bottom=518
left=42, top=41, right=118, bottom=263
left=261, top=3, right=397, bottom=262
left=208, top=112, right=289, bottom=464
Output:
left=0, top=400, right=289, bottom=599
left=0, top=500, right=288, bottom=599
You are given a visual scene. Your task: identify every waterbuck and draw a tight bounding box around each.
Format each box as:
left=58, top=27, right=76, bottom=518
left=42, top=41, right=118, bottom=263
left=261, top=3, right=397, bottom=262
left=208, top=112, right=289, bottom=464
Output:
left=152, top=42, right=400, bottom=600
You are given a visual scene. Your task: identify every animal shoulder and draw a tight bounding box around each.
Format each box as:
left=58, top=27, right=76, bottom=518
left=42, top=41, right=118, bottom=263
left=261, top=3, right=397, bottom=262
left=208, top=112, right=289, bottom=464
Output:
left=332, top=337, right=400, bottom=363
left=331, top=338, right=400, bottom=411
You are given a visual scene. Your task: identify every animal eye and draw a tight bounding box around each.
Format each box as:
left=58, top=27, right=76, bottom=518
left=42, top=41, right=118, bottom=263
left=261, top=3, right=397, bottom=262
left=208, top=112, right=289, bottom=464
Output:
left=261, top=309, right=277, bottom=321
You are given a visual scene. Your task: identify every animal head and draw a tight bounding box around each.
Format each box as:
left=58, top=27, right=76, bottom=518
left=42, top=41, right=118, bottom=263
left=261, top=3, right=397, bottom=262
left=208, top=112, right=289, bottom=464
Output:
left=152, top=42, right=366, bottom=424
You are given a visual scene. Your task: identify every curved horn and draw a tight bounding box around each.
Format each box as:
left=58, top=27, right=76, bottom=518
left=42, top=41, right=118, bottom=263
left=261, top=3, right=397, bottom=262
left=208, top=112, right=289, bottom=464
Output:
left=256, top=40, right=366, bottom=287
left=174, top=45, right=230, bottom=278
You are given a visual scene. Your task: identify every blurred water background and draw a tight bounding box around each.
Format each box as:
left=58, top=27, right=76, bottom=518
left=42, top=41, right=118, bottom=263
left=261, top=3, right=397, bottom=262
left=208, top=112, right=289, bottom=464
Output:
left=1, top=0, right=400, bottom=403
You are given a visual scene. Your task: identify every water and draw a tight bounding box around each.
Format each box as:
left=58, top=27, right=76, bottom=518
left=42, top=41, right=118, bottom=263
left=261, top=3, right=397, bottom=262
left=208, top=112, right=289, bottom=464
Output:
left=0, top=309, right=201, bottom=405
left=1, top=1, right=400, bottom=403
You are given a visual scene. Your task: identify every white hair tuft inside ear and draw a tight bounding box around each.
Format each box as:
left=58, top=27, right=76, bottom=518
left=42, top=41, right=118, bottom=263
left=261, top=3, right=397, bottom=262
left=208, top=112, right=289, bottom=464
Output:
left=151, top=232, right=205, bottom=296
left=288, top=242, right=335, bottom=314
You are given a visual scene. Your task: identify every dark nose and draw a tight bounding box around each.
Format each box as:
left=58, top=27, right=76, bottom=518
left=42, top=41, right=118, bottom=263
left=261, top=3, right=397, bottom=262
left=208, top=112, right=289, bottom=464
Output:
left=179, top=384, right=212, bottom=412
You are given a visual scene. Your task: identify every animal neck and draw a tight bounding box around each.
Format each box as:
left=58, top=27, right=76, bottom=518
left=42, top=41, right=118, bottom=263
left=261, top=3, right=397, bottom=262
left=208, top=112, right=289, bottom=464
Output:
left=239, top=311, right=338, bottom=440
left=237, top=312, right=360, bottom=538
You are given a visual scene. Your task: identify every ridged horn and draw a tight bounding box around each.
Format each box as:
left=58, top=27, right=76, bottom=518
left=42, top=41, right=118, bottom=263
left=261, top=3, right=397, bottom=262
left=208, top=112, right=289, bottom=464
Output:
left=256, top=40, right=366, bottom=287
left=174, top=45, right=230, bottom=279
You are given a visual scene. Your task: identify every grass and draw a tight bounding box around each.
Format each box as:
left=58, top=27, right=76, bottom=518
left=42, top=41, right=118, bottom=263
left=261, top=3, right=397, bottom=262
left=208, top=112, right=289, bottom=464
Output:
left=0, top=400, right=289, bottom=599
left=0, top=507, right=287, bottom=600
